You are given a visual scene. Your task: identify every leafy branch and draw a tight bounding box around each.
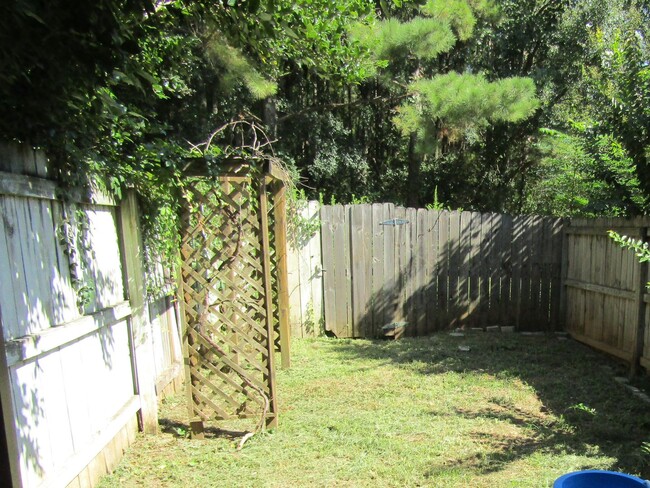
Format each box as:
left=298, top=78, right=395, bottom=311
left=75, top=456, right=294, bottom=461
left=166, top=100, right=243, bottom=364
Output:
left=608, top=229, right=650, bottom=290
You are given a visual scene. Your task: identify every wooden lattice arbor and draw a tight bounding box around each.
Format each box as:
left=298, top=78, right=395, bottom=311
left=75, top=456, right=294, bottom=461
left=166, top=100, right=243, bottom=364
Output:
left=177, top=158, right=290, bottom=435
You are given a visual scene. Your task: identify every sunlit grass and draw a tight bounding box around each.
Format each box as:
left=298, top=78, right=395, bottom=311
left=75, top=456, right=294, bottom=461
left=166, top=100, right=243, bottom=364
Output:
left=100, top=333, right=650, bottom=487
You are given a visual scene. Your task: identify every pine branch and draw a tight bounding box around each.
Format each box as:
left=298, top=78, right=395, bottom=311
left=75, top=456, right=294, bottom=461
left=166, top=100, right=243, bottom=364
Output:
left=277, top=93, right=409, bottom=123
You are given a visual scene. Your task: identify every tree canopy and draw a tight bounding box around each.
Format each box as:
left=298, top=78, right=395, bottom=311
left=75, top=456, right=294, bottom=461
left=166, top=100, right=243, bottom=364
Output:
left=2, top=0, right=650, bottom=221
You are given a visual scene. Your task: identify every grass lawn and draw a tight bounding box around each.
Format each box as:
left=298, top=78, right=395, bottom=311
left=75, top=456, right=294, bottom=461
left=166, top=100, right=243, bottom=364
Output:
left=99, top=333, right=650, bottom=487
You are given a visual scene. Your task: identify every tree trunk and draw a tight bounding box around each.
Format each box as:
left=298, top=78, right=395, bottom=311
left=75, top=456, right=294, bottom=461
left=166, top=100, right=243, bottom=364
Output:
left=263, top=97, right=278, bottom=140
left=406, top=131, right=421, bottom=207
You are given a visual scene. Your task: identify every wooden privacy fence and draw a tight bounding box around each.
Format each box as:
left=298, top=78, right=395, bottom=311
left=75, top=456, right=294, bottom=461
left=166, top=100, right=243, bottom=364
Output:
left=178, top=158, right=289, bottom=435
left=287, top=203, right=650, bottom=373
left=316, top=204, right=564, bottom=337
left=564, top=218, right=650, bottom=373
left=0, top=144, right=183, bottom=487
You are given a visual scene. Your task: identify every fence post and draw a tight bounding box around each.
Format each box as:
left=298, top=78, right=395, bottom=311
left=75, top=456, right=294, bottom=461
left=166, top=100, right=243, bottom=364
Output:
left=631, top=227, right=649, bottom=376
left=272, top=182, right=291, bottom=369
left=118, top=190, right=159, bottom=434
left=258, top=181, right=279, bottom=428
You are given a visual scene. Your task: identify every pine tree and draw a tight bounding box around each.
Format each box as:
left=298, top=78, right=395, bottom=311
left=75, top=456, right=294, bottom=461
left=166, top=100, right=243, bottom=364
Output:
left=350, top=0, right=539, bottom=206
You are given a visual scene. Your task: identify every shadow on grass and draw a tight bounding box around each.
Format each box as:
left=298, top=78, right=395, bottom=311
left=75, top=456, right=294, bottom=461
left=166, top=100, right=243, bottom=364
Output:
left=324, top=333, right=650, bottom=479
left=158, top=418, right=252, bottom=441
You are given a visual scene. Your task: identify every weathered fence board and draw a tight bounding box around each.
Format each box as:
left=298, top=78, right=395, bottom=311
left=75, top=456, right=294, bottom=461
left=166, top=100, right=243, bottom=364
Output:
left=564, top=218, right=650, bottom=371
left=1, top=145, right=183, bottom=487
left=313, top=203, right=564, bottom=338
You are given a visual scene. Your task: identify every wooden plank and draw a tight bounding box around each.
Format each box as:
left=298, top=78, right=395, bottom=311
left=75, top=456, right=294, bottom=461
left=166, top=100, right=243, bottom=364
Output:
left=257, top=181, right=278, bottom=427
left=59, top=334, right=95, bottom=457
left=39, top=398, right=139, bottom=488
left=415, top=209, right=428, bottom=336
left=38, top=352, right=75, bottom=469
left=5, top=302, right=132, bottom=367
left=361, top=204, right=373, bottom=337
left=26, top=199, right=55, bottom=329
left=33, top=149, right=48, bottom=179
left=0, top=196, right=22, bottom=341
left=620, top=234, right=635, bottom=353
left=468, top=212, right=482, bottom=328
left=643, top=299, right=650, bottom=367
left=563, top=279, right=636, bottom=300
left=595, top=232, right=609, bottom=344
left=382, top=203, right=397, bottom=329
left=0, top=171, right=115, bottom=206
left=0, top=171, right=57, bottom=200
left=297, top=203, right=313, bottom=337
left=2, top=195, right=52, bottom=338
left=271, top=184, right=291, bottom=366
left=371, top=204, right=385, bottom=337
left=307, top=201, right=323, bottom=336
left=570, top=331, right=633, bottom=363
left=286, top=215, right=303, bottom=337
left=346, top=205, right=364, bottom=337
left=631, top=227, right=649, bottom=375
left=330, top=205, right=351, bottom=337
left=562, top=230, right=576, bottom=331
left=480, top=213, right=498, bottom=327
left=582, top=235, right=597, bottom=340
left=0, top=303, right=23, bottom=487
left=319, top=206, right=336, bottom=335
left=427, top=210, right=440, bottom=332
left=519, top=216, right=534, bottom=330
left=392, top=207, right=408, bottom=327
left=528, top=216, right=543, bottom=329
left=406, top=207, right=418, bottom=335
left=538, top=218, right=553, bottom=330
left=117, top=191, right=158, bottom=434
left=497, top=214, right=512, bottom=327
left=552, top=219, right=566, bottom=330
left=11, top=359, right=55, bottom=486
left=437, top=211, right=450, bottom=329
left=0, top=143, right=34, bottom=175
left=478, top=213, right=492, bottom=328
left=598, top=233, right=610, bottom=343
left=509, top=216, right=524, bottom=328
left=422, top=209, right=435, bottom=334
left=350, top=205, right=370, bottom=338
left=86, top=207, right=126, bottom=312
left=457, top=211, right=472, bottom=328
left=447, top=211, right=461, bottom=329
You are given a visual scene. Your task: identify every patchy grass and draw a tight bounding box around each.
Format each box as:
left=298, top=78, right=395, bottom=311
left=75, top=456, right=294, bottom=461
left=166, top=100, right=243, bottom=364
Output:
left=99, top=333, right=650, bottom=487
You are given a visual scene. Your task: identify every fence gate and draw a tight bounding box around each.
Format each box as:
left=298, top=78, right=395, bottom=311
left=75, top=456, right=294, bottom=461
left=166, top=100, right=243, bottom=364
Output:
left=177, top=159, right=290, bottom=435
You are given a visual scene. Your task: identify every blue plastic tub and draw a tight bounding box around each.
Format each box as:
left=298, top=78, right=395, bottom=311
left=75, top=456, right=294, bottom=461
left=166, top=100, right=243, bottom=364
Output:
left=554, top=470, right=649, bottom=488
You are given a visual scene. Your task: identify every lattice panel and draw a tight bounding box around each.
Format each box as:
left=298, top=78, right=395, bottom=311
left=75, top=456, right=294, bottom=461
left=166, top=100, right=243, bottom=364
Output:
left=179, top=178, right=276, bottom=426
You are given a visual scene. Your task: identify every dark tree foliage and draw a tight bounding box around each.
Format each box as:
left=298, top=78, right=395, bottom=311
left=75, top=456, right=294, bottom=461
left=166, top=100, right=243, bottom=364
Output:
left=0, top=0, right=153, bottom=140
left=2, top=0, right=649, bottom=220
